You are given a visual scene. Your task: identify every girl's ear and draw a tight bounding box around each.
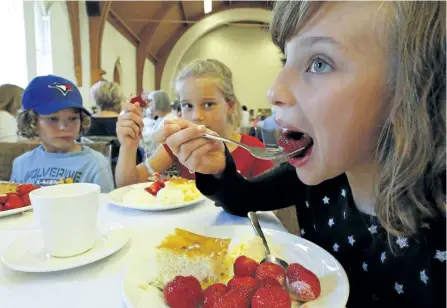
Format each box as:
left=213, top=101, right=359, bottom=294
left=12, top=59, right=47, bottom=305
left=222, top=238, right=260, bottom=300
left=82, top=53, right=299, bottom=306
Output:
left=227, top=100, right=235, bottom=113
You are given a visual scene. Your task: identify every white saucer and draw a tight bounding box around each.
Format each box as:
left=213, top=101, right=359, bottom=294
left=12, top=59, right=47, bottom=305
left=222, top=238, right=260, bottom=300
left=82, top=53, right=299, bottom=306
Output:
left=0, top=206, right=32, bottom=218
left=1, top=226, right=129, bottom=272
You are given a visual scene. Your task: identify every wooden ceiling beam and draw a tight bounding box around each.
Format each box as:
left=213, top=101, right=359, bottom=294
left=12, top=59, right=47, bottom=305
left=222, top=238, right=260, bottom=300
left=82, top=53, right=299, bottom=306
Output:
left=136, top=1, right=176, bottom=93
left=108, top=8, right=140, bottom=46
left=178, top=1, right=188, bottom=27
left=66, top=1, right=82, bottom=87
left=89, top=1, right=112, bottom=85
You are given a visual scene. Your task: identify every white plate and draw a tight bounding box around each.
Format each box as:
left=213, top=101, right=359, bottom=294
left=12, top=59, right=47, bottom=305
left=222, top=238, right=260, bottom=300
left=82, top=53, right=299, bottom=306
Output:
left=122, top=225, right=349, bottom=308
left=108, top=182, right=205, bottom=211
left=1, top=225, right=129, bottom=272
left=0, top=206, right=32, bottom=218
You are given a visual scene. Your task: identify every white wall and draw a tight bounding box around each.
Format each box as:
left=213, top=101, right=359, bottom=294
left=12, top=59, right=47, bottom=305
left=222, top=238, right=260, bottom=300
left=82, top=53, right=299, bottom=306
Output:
left=143, top=59, right=155, bottom=92
left=101, top=22, right=137, bottom=99
left=177, top=25, right=282, bottom=111
left=49, top=2, right=76, bottom=85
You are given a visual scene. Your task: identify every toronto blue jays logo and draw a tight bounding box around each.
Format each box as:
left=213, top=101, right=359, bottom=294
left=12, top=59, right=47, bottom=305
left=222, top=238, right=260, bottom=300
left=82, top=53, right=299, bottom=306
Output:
left=48, top=82, right=73, bottom=96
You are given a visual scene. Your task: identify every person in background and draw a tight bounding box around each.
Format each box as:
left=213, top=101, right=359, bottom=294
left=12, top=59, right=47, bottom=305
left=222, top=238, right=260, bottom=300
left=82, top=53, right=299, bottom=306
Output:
left=256, top=114, right=267, bottom=128
left=85, top=80, right=123, bottom=137
left=154, top=2, right=445, bottom=307
left=11, top=75, right=114, bottom=192
left=140, top=90, right=176, bottom=157
left=240, top=105, right=250, bottom=131
left=0, top=84, right=23, bottom=142
left=249, top=109, right=255, bottom=125
left=262, top=107, right=280, bottom=131
left=115, top=59, right=274, bottom=187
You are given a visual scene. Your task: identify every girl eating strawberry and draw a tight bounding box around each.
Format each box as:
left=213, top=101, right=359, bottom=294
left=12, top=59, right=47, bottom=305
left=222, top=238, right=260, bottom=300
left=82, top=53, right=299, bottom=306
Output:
left=151, top=1, right=446, bottom=306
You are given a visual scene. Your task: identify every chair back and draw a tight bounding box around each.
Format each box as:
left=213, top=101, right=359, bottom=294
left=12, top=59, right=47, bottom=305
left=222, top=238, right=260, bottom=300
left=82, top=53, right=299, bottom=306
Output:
left=0, top=141, right=111, bottom=181
left=262, top=129, right=280, bottom=148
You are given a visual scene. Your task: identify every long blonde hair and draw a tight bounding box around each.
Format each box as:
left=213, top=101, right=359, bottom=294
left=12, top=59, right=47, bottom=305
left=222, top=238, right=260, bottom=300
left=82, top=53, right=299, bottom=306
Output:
left=271, top=2, right=446, bottom=239
left=175, top=59, right=242, bottom=128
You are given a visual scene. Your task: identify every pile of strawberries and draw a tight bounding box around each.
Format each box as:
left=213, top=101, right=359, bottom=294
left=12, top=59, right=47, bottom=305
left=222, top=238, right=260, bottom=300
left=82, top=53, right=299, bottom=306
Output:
left=0, top=184, right=40, bottom=211
left=163, top=255, right=321, bottom=308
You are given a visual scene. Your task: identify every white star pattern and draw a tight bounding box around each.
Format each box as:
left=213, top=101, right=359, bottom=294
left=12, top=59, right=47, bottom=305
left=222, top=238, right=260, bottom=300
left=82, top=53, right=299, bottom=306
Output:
left=305, top=201, right=310, bottom=208
left=434, top=250, right=446, bottom=262
left=348, top=235, right=355, bottom=246
left=368, top=224, right=378, bottom=234
left=322, top=196, right=330, bottom=204
left=343, top=210, right=347, bottom=219
left=328, top=218, right=335, bottom=227
left=362, top=262, right=368, bottom=272
left=301, top=228, right=305, bottom=236
left=341, top=189, right=346, bottom=197
left=333, top=243, right=339, bottom=252
left=396, top=237, right=409, bottom=249
left=381, top=251, right=386, bottom=263
left=420, top=270, right=429, bottom=285
left=313, top=224, right=316, bottom=231
left=394, top=282, right=404, bottom=295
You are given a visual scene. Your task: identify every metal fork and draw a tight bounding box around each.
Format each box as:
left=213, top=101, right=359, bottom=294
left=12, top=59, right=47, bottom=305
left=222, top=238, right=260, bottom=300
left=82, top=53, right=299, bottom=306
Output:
left=202, top=133, right=305, bottom=160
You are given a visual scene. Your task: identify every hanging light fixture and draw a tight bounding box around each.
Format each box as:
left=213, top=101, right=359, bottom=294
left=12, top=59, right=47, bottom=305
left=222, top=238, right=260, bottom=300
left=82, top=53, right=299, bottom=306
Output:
left=204, top=0, right=212, bottom=14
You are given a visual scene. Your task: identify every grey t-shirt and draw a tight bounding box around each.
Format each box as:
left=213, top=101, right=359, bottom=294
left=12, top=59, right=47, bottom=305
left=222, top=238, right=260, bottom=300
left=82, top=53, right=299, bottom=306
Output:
left=10, top=145, right=115, bottom=193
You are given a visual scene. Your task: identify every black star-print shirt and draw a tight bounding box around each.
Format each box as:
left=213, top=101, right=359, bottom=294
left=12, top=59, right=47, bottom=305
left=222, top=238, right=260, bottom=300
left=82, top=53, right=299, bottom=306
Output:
left=196, top=152, right=446, bottom=308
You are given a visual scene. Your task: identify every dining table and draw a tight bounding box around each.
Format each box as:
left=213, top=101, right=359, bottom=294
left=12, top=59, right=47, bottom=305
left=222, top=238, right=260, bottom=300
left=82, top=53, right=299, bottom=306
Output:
left=0, top=193, right=286, bottom=308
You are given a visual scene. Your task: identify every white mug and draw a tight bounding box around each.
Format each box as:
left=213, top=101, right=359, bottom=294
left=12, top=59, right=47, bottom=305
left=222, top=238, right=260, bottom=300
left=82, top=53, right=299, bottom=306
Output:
left=29, top=183, right=100, bottom=257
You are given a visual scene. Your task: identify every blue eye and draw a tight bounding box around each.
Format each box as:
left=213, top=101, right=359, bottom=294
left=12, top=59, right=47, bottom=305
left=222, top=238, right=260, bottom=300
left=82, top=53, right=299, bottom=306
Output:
left=182, top=104, right=193, bottom=110
left=49, top=117, right=58, bottom=122
left=307, top=57, right=332, bottom=73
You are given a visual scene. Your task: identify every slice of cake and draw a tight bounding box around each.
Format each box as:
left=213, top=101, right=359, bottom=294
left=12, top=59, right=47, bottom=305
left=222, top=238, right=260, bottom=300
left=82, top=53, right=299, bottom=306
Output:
left=153, top=228, right=231, bottom=289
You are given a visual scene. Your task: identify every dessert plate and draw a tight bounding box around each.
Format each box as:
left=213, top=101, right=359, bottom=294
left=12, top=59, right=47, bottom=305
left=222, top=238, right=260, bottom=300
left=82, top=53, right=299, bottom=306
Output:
left=0, top=206, right=32, bottom=218
left=122, top=225, right=349, bottom=308
left=108, top=182, right=205, bottom=211
left=1, top=225, right=129, bottom=272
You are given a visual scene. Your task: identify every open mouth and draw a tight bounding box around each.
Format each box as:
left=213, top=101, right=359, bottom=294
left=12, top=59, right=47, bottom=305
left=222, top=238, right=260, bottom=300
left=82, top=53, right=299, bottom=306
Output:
left=277, top=130, right=314, bottom=159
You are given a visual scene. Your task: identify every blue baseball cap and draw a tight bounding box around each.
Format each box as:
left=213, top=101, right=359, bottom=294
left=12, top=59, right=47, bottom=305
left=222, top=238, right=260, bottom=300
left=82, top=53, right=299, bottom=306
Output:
left=22, top=75, right=91, bottom=116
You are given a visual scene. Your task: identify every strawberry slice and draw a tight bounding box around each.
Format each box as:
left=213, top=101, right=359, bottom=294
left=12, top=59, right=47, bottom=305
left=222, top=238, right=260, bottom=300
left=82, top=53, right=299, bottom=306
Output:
left=252, top=287, right=292, bottom=308
left=163, top=276, right=203, bottom=308
left=227, top=276, right=257, bottom=296
left=255, top=263, right=286, bottom=287
left=286, top=263, right=321, bottom=301
left=0, top=194, right=8, bottom=204
left=4, top=193, right=24, bottom=211
left=17, top=184, right=38, bottom=196
left=144, top=179, right=166, bottom=196
left=22, top=193, right=31, bottom=206
left=234, top=255, right=259, bottom=278
left=203, top=283, right=228, bottom=308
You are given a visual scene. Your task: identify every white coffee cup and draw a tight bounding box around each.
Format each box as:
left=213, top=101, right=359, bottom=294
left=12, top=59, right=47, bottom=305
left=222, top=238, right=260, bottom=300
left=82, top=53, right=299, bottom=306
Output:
left=29, top=183, right=100, bottom=257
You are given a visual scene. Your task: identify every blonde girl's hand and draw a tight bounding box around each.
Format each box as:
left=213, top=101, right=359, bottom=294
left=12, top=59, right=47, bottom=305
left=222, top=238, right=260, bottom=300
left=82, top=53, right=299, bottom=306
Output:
left=116, top=102, right=144, bottom=149
left=160, top=119, right=226, bottom=175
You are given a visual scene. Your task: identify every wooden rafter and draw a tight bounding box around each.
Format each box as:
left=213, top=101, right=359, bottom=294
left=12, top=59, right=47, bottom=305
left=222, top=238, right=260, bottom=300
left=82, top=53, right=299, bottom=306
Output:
left=178, top=1, right=188, bottom=27
left=108, top=9, right=140, bottom=46
left=66, top=1, right=82, bottom=86
left=136, top=1, right=176, bottom=93
left=88, top=1, right=112, bottom=85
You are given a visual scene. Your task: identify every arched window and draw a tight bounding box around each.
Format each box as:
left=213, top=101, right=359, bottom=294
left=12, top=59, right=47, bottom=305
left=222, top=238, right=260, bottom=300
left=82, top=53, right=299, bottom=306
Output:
left=0, top=0, right=28, bottom=87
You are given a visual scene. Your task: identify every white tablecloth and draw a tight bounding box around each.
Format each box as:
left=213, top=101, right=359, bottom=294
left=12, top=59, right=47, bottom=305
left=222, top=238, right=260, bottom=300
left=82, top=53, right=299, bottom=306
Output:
left=0, top=194, right=285, bottom=308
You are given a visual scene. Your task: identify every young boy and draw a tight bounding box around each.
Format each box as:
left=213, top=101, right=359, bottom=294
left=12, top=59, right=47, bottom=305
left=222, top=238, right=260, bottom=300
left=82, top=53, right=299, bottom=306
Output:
left=11, top=75, right=115, bottom=193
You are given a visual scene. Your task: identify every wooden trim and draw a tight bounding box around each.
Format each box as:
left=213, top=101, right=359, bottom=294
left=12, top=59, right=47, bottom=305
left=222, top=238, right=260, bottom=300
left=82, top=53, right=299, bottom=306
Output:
left=178, top=1, right=188, bottom=27
left=88, top=1, right=112, bottom=86
left=136, top=2, right=176, bottom=93
left=108, top=9, right=140, bottom=47
left=66, top=1, right=82, bottom=86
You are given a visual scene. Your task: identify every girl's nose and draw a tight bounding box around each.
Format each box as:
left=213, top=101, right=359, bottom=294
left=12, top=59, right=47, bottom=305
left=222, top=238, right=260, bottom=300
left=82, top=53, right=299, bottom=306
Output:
left=267, top=69, right=296, bottom=108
